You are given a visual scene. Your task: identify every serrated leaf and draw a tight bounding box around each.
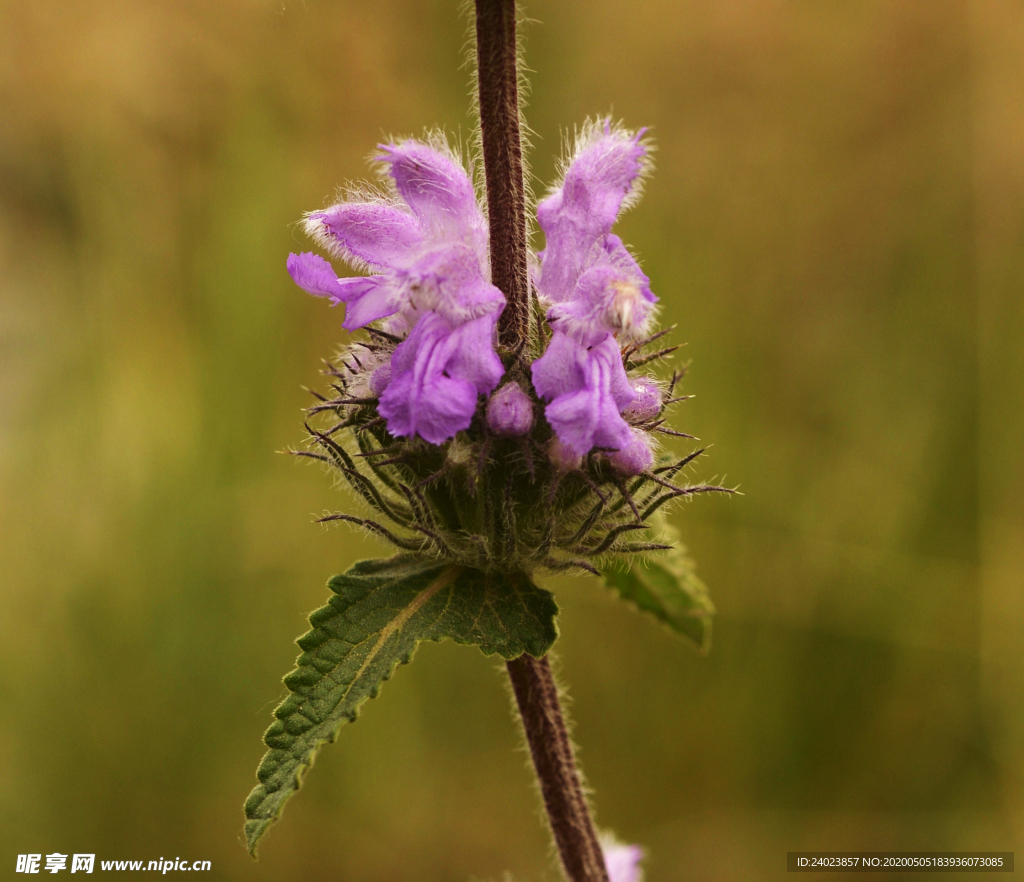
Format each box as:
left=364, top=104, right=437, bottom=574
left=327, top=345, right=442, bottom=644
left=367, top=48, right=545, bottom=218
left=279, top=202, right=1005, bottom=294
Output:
left=600, top=517, right=714, bottom=651
left=244, top=556, right=558, bottom=855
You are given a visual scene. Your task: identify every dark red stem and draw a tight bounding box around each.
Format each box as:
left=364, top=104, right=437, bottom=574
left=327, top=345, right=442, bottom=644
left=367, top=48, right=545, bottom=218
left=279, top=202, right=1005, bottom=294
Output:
left=505, top=654, right=610, bottom=882
left=475, top=4, right=606, bottom=879
left=474, top=0, right=530, bottom=352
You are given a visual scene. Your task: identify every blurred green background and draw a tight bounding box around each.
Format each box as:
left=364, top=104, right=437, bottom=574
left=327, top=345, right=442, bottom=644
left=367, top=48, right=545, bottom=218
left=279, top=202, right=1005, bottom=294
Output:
left=2, top=1, right=1022, bottom=879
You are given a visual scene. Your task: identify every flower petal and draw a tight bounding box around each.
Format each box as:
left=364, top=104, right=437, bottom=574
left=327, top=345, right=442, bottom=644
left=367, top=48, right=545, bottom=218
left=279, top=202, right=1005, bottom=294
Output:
left=597, top=335, right=637, bottom=413
left=378, top=140, right=485, bottom=245
left=533, top=333, right=635, bottom=456
left=287, top=253, right=401, bottom=329
left=623, top=376, right=662, bottom=421
left=399, top=242, right=504, bottom=324
left=602, top=233, right=654, bottom=305
left=378, top=312, right=503, bottom=443
left=531, top=331, right=589, bottom=402
left=486, top=381, right=535, bottom=436
left=545, top=383, right=633, bottom=457
left=338, top=277, right=402, bottom=330
left=537, top=122, right=648, bottom=300
left=286, top=252, right=344, bottom=300
left=608, top=429, right=655, bottom=475
left=445, top=312, right=504, bottom=394
left=547, top=262, right=653, bottom=346
left=378, top=366, right=478, bottom=444
left=306, top=203, right=423, bottom=271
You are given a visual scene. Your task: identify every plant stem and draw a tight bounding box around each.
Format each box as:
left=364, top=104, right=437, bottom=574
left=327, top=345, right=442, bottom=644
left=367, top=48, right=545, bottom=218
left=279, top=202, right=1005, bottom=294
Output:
left=475, top=5, right=607, bottom=879
left=474, top=0, right=530, bottom=352
left=506, top=654, right=611, bottom=882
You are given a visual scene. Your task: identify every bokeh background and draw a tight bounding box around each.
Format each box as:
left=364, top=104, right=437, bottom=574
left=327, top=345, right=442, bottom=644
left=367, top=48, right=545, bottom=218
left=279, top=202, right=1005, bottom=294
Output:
left=2, top=1, right=1022, bottom=879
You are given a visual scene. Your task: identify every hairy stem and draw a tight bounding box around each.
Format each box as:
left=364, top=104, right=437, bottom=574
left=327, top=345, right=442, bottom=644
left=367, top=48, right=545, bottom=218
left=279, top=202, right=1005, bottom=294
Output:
left=506, top=655, right=610, bottom=882
left=474, top=0, right=530, bottom=352
left=475, top=5, right=605, bottom=878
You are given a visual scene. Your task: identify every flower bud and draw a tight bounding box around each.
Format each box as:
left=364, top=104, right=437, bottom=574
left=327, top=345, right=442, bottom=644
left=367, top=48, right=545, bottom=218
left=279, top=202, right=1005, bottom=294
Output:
left=608, top=429, right=654, bottom=475
left=369, top=363, right=393, bottom=397
left=623, top=377, right=661, bottom=422
left=486, top=382, right=535, bottom=437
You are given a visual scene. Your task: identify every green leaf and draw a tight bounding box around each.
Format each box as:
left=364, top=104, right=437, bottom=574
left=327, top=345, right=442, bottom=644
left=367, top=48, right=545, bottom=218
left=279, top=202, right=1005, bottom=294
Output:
left=244, top=556, right=558, bottom=855
left=600, top=517, right=714, bottom=651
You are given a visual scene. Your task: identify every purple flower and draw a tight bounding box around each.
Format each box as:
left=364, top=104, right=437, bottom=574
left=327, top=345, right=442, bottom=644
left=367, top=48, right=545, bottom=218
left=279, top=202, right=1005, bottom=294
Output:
left=602, top=838, right=645, bottom=882
left=288, top=137, right=506, bottom=443
left=546, top=259, right=654, bottom=347
left=536, top=120, right=654, bottom=334
left=378, top=311, right=503, bottom=444
left=532, top=333, right=635, bottom=458
left=289, top=138, right=501, bottom=331
left=286, top=252, right=399, bottom=330
left=486, top=381, right=535, bottom=437
left=532, top=121, right=658, bottom=463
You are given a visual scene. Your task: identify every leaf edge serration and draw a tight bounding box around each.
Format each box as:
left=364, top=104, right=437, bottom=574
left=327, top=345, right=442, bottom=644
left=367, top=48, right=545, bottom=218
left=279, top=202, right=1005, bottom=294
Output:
left=598, top=524, right=715, bottom=653
left=243, top=556, right=558, bottom=856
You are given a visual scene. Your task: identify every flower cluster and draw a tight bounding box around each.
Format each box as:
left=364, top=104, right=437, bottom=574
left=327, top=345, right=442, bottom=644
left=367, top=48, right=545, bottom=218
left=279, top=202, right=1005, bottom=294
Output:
left=288, top=120, right=718, bottom=574
left=290, top=122, right=660, bottom=468
left=288, top=138, right=504, bottom=444
left=533, top=122, right=657, bottom=474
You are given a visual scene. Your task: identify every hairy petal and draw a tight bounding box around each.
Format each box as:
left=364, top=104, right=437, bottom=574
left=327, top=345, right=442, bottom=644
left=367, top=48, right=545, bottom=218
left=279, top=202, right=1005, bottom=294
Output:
left=531, top=330, right=587, bottom=402
left=286, top=253, right=403, bottom=330
left=602, top=233, right=654, bottom=305
left=548, top=262, right=654, bottom=346
left=379, top=369, right=477, bottom=444
left=544, top=380, right=633, bottom=458
left=339, top=277, right=403, bottom=330
left=532, top=333, right=635, bottom=456
left=378, top=312, right=503, bottom=443
left=287, top=252, right=344, bottom=300
left=305, top=203, right=423, bottom=271
left=446, top=312, right=505, bottom=394
left=291, top=139, right=501, bottom=343
left=398, top=242, right=504, bottom=325
left=537, top=123, right=647, bottom=300
left=378, top=140, right=486, bottom=247
left=369, top=362, right=392, bottom=397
